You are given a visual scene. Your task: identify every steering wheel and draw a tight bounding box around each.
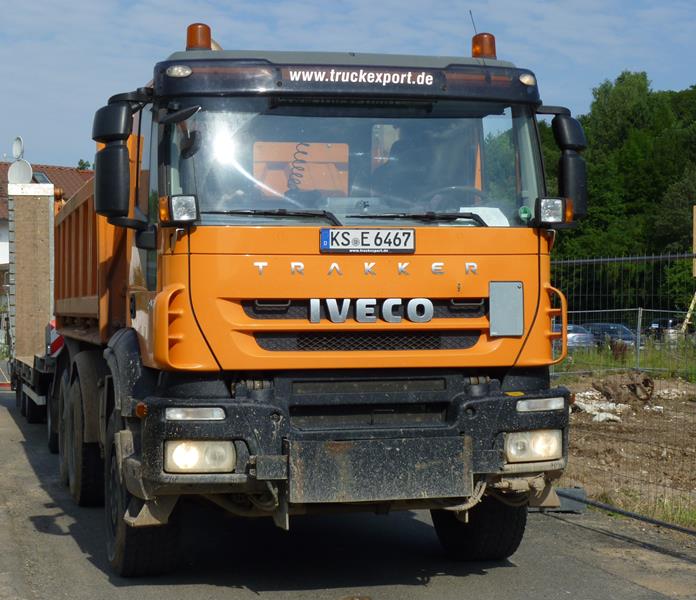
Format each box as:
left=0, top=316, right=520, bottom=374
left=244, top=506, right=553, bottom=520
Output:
left=419, top=186, right=488, bottom=205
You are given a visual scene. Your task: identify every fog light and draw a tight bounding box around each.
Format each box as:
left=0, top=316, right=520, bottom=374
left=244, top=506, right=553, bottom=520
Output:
left=505, top=430, right=562, bottom=463
left=164, top=440, right=236, bottom=473
left=170, top=195, right=198, bottom=222
left=516, top=397, right=565, bottom=412
left=165, top=407, right=225, bottom=421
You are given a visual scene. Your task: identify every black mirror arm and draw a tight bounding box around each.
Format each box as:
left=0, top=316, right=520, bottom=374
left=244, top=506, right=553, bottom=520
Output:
left=107, top=216, right=148, bottom=231
left=537, top=105, right=571, bottom=116
left=135, top=224, right=157, bottom=250
left=108, top=206, right=152, bottom=231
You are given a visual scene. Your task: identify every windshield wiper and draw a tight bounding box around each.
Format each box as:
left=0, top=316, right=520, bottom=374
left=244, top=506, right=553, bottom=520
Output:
left=202, top=208, right=343, bottom=226
left=345, top=211, right=488, bottom=227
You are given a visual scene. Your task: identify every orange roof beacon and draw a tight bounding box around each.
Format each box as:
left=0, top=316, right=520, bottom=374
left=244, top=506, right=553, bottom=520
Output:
left=13, top=23, right=587, bottom=576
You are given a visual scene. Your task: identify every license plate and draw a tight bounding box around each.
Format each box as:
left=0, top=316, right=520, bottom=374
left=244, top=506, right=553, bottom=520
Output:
left=320, top=228, right=415, bottom=254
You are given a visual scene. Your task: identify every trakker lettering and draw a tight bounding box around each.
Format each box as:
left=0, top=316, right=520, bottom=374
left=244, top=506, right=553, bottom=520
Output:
left=251, top=261, right=479, bottom=276
left=309, top=298, right=434, bottom=323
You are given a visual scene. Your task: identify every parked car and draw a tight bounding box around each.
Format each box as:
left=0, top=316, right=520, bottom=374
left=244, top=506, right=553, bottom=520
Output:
left=646, top=317, right=682, bottom=342
left=582, top=322, right=637, bottom=347
left=553, top=323, right=596, bottom=349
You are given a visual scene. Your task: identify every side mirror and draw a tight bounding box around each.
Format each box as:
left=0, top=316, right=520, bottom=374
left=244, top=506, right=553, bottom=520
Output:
left=552, top=114, right=588, bottom=219
left=551, top=114, right=586, bottom=152
left=92, top=102, right=132, bottom=143
left=94, top=143, right=130, bottom=218
left=559, top=151, right=587, bottom=219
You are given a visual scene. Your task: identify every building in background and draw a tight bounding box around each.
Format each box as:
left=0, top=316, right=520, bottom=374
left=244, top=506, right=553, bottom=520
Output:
left=0, top=163, right=93, bottom=310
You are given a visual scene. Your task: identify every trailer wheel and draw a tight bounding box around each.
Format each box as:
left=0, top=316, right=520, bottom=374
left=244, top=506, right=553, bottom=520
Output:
left=58, top=371, right=70, bottom=485
left=15, top=380, right=23, bottom=412
left=19, top=381, right=27, bottom=417
left=431, top=495, right=527, bottom=561
left=25, top=389, right=44, bottom=425
left=104, top=412, right=179, bottom=576
left=47, top=385, right=59, bottom=453
left=67, top=378, right=104, bottom=506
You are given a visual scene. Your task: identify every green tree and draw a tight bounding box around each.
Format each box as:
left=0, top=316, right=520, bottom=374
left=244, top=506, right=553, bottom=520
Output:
left=652, top=167, right=696, bottom=253
left=77, top=159, right=91, bottom=170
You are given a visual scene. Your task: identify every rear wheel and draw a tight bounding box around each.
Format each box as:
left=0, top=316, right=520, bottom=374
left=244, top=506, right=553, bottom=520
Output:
left=47, top=387, right=59, bottom=453
left=15, top=380, right=23, bottom=411
left=105, top=412, right=178, bottom=576
left=19, top=381, right=26, bottom=417
left=25, top=388, right=44, bottom=424
left=58, top=372, right=70, bottom=485
left=431, top=495, right=527, bottom=561
left=67, top=378, right=104, bottom=506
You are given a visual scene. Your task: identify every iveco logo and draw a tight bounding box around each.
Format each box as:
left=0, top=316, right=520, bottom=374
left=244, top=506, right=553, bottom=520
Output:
left=309, top=298, right=434, bottom=324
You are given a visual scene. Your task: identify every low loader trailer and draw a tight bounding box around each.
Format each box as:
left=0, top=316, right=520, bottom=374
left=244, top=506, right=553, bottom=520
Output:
left=13, top=23, right=587, bottom=576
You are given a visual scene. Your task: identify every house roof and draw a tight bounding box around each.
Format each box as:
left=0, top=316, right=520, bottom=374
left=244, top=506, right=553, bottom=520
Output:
left=0, top=162, right=93, bottom=220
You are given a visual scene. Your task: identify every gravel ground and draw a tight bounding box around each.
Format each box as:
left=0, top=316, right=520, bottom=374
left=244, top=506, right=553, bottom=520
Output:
left=1, top=390, right=696, bottom=600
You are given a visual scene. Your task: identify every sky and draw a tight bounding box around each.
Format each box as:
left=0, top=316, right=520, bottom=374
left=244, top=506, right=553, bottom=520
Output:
left=0, top=0, right=695, bottom=167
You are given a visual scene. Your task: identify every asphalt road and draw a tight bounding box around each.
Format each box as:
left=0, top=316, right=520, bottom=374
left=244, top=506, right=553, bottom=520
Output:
left=1, top=390, right=695, bottom=600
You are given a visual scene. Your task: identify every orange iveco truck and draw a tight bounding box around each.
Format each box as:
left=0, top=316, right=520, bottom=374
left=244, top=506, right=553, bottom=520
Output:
left=47, top=23, right=588, bottom=575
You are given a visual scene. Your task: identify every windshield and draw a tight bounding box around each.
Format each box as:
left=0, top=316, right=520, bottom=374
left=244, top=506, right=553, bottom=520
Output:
left=160, top=97, right=544, bottom=227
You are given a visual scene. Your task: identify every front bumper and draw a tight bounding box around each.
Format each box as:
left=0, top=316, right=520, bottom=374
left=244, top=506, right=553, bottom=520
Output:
left=125, top=374, right=569, bottom=502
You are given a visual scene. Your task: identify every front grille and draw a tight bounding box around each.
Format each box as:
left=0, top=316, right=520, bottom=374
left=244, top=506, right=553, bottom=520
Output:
left=255, top=331, right=479, bottom=352
left=244, top=299, right=486, bottom=320
left=290, top=403, right=449, bottom=430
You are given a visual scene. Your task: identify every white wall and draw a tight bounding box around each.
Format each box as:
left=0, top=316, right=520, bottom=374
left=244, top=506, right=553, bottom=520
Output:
left=0, top=219, right=8, bottom=265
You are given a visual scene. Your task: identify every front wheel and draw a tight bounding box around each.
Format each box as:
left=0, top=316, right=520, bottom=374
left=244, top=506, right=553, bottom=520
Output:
left=104, top=412, right=179, bottom=576
left=431, top=495, right=527, bottom=561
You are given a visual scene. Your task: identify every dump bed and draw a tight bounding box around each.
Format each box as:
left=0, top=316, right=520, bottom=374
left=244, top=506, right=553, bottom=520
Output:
left=54, top=177, right=128, bottom=344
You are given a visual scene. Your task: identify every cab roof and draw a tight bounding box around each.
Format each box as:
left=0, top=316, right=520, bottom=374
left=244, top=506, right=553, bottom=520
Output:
left=167, top=49, right=516, bottom=70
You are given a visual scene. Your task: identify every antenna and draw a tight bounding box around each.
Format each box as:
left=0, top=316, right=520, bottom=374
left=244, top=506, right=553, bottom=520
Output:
left=8, top=135, right=33, bottom=184
left=469, top=10, right=478, bottom=35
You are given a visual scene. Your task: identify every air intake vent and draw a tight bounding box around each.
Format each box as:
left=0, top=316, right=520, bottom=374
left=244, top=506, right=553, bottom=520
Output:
left=255, top=331, right=479, bottom=352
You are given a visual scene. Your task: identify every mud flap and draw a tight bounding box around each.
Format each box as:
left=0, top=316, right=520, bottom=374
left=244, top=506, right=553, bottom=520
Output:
left=288, top=437, right=472, bottom=504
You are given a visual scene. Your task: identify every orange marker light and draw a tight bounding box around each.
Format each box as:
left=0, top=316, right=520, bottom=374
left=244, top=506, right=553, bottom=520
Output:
left=159, top=196, right=171, bottom=222
left=472, top=33, right=497, bottom=59
left=187, top=23, right=212, bottom=51
left=135, top=402, right=148, bottom=419
left=565, top=197, right=574, bottom=223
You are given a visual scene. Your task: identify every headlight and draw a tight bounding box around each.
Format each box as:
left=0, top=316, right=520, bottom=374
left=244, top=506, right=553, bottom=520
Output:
left=164, top=440, right=236, bottom=473
left=505, top=429, right=562, bottom=463
left=539, top=198, right=564, bottom=223
left=170, top=195, right=198, bottom=222
left=535, top=197, right=574, bottom=226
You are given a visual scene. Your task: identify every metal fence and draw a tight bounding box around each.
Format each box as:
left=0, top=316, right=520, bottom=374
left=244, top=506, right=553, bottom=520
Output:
left=551, top=253, right=696, bottom=531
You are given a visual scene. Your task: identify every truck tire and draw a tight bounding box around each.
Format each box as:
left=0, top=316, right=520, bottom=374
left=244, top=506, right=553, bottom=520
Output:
left=15, top=380, right=23, bottom=412
left=47, top=386, right=59, bottom=453
left=19, top=381, right=27, bottom=417
left=58, top=371, right=70, bottom=485
left=25, top=388, right=44, bottom=424
left=431, top=495, right=527, bottom=561
left=66, top=378, right=104, bottom=506
left=105, top=412, right=179, bottom=576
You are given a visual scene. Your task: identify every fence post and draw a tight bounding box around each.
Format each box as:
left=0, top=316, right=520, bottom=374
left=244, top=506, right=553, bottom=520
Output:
left=635, top=307, right=643, bottom=370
